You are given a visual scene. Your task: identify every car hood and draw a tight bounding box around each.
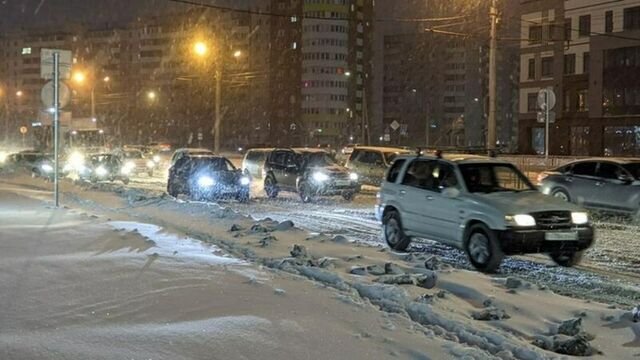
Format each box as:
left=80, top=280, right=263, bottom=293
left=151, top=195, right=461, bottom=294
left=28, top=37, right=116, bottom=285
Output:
left=308, top=164, right=349, bottom=175
left=469, top=190, right=586, bottom=214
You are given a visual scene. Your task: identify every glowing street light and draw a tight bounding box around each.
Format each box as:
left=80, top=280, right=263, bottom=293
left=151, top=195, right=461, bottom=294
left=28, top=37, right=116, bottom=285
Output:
left=103, top=76, right=111, bottom=83
left=147, top=91, right=157, bottom=100
left=72, top=71, right=86, bottom=84
left=194, top=41, right=208, bottom=57
left=233, top=50, right=242, bottom=59
left=16, top=90, right=23, bottom=97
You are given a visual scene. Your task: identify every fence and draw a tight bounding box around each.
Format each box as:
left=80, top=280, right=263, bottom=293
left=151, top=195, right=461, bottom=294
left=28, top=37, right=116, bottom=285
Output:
left=498, top=155, right=585, bottom=178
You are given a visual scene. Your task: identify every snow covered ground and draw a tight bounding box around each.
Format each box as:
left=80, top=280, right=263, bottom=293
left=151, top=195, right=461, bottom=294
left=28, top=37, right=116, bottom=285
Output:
left=3, top=170, right=640, bottom=358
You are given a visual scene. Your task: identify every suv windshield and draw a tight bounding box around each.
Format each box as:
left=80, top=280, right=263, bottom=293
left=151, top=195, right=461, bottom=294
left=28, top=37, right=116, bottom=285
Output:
left=623, top=163, right=640, bottom=180
left=302, top=152, right=337, bottom=167
left=459, top=163, right=534, bottom=193
left=191, top=158, right=235, bottom=172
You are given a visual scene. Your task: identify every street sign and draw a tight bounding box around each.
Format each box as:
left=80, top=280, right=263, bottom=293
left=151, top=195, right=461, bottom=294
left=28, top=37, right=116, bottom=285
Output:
left=41, top=49, right=72, bottom=80
left=537, top=111, right=556, bottom=124
left=197, top=132, right=203, bottom=141
left=383, top=134, right=391, bottom=142
left=41, top=81, right=71, bottom=108
left=390, top=120, right=400, bottom=131
left=537, top=88, right=556, bottom=111
left=19, top=126, right=28, bottom=135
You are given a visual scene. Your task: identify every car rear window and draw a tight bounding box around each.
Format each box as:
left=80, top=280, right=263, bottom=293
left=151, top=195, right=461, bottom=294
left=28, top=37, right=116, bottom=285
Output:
left=246, top=151, right=265, bottom=162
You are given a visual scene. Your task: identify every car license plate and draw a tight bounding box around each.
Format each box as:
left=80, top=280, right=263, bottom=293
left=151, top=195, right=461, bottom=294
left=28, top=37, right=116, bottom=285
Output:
left=545, top=231, right=578, bottom=241
left=335, top=180, right=350, bottom=186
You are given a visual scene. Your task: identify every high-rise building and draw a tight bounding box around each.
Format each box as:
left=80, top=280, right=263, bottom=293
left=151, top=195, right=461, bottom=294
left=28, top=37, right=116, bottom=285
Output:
left=519, top=0, right=640, bottom=156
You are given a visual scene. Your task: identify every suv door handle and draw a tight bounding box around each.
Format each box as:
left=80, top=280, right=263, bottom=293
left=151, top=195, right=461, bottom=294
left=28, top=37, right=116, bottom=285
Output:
left=564, top=177, right=573, bottom=182
left=595, top=181, right=604, bottom=187
left=399, top=190, right=406, bottom=196
left=425, top=195, right=434, bottom=201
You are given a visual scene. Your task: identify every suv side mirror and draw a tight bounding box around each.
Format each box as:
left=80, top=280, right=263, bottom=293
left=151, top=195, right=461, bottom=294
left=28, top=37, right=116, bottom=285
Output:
left=441, top=187, right=460, bottom=198
left=618, top=173, right=634, bottom=184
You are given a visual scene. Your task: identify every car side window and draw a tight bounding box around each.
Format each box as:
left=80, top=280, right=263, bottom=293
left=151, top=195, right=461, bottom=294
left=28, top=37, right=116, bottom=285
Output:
left=597, top=163, right=624, bottom=180
left=402, top=160, right=439, bottom=192
left=271, top=151, right=288, bottom=165
left=438, top=162, right=460, bottom=191
left=349, top=149, right=362, bottom=163
left=386, top=159, right=406, bottom=183
left=368, top=152, right=384, bottom=166
left=572, top=162, right=597, bottom=177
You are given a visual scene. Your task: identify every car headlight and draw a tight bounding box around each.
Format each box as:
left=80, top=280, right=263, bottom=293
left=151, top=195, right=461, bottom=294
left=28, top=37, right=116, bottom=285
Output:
left=125, top=161, right=135, bottom=169
left=146, top=160, right=155, bottom=168
left=121, top=166, right=132, bottom=175
left=240, top=176, right=251, bottom=186
left=505, top=214, right=536, bottom=227
left=198, top=176, right=215, bottom=188
left=571, top=212, right=589, bottom=225
left=67, top=152, right=85, bottom=170
left=312, top=172, right=330, bottom=182
left=349, top=173, right=359, bottom=181
left=0, top=152, right=7, bottom=163
left=153, top=155, right=161, bottom=163
left=41, top=164, right=54, bottom=173
left=96, top=166, right=109, bottom=177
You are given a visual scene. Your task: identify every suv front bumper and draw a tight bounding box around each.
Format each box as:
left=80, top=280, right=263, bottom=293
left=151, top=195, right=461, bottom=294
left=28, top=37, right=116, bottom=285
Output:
left=497, top=226, right=594, bottom=255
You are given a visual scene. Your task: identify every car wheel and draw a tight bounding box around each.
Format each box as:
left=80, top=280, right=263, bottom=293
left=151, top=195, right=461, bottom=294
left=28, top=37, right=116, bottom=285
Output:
left=122, top=178, right=130, bottom=185
left=342, top=191, right=356, bottom=202
left=167, top=180, right=179, bottom=197
left=550, top=251, right=583, bottom=267
left=383, top=210, right=411, bottom=251
left=264, top=176, right=279, bottom=199
left=552, top=189, right=570, bottom=202
left=465, top=223, right=504, bottom=273
left=299, top=181, right=315, bottom=203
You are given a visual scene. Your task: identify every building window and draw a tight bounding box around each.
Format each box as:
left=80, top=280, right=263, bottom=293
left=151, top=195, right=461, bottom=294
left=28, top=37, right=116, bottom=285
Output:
left=541, top=56, right=553, bottom=77
left=583, top=52, right=590, bottom=73
left=564, top=90, right=571, bottom=112
left=564, top=54, right=576, bottom=75
left=528, top=58, right=535, bottom=79
left=570, top=127, right=591, bottom=156
left=603, top=126, right=640, bottom=156
left=624, top=6, right=640, bottom=31
left=605, top=11, right=614, bottom=33
left=579, top=15, right=591, bottom=37
left=527, top=93, right=538, bottom=112
left=529, top=25, right=542, bottom=45
left=532, top=128, right=545, bottom=155
left=578, top=89, right=589, bottom=112
left=564, top=18, right=572, bottom=41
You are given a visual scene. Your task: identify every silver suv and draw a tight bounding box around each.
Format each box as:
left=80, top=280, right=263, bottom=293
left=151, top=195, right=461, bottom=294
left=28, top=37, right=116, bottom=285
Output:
left=375, top=153, right=594, bottom=272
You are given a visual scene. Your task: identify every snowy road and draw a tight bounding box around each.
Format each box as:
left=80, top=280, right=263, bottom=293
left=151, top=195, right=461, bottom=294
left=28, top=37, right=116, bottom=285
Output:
left=4, top=170, right=640, bottom=306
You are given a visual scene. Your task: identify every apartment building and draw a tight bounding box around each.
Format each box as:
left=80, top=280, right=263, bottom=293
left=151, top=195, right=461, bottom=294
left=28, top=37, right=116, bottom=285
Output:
left=519, top=0, right=640, bottom=156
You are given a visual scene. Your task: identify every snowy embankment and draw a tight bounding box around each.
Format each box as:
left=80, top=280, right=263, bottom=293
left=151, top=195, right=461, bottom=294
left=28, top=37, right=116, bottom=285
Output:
left=2, top=173, right=640, bottom=358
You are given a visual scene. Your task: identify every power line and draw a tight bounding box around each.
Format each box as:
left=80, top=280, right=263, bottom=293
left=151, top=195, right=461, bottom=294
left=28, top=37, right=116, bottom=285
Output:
left=166, top=0, right=469, bottom=23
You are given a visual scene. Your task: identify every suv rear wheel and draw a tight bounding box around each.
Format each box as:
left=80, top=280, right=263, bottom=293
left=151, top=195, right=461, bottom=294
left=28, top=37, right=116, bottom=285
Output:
left=299, top=181, right=314, bottom=203
left=465, top=223, right=504, bottom=273
left=342, top=191, right=356, bottom=202
left=550, top=251, right=583, bottom=267
left=552, top=189, right=570, bottom=202
left=264, top=175, right=279, bottom=199
left=167, top=179, right=180, bottom=197
left=383, top=210, right=411, bottom=251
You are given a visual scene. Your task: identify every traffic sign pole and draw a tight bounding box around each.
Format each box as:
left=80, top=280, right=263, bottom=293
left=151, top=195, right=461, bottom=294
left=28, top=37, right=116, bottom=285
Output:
left=545, top=91, right=550, bottom=162
left=53, top=52, right=60, bottom=208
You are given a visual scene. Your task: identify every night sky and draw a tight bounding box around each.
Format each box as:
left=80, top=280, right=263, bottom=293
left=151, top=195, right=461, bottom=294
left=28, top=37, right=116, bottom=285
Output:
left=0, top=0, right=250, bottom=31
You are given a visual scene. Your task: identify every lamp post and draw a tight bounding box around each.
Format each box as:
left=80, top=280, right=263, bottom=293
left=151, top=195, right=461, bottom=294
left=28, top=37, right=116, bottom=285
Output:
left=73, top=71, right=110, bottom=121
left=193, top=41, right=242, bottom=153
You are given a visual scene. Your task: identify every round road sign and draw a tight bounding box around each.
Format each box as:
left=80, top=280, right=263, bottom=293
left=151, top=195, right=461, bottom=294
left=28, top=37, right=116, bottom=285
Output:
left=41, top=81, right=71, bottom=109
left=537, top=88, right=556, bottom=111
left=19, top=126, right=28, bottom=135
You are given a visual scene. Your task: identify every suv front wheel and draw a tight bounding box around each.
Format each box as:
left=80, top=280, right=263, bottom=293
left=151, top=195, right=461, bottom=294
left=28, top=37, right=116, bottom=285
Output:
left=383, top=210, right=411, bottom=251
left=264, top=175, right=279, bottom=199
left=465, top=223, right=504, bottom=273
left=550, top=251, right=583, bottom=267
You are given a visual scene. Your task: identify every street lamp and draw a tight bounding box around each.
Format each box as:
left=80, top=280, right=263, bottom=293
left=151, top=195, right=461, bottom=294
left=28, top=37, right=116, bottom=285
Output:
left=16, top=90, right=23, bottom=97
left=147, top=91, right=157, bottom=101
left=103, top=76, right=110, bottom=83
left=72, top=70, right=98, bottom=120
left=193, top=40, right=243, bottom=153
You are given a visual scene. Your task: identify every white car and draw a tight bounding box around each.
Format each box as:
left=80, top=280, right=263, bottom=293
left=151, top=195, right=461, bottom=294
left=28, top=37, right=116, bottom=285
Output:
left=375, top=153, right=595, bottom=272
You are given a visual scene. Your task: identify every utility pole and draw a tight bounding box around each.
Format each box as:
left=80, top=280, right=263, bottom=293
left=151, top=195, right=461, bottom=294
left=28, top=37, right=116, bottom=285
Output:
left=91, top=87, right=96, bottom=120
left=487, top=0, right=499, bottom=151
left=214, top=64, right=222, bottom=153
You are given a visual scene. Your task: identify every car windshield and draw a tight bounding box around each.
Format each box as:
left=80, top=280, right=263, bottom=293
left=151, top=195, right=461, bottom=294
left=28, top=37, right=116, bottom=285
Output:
left=459, top=163, right=535, bottom=193
left=623, top=163, right=640, bottom=180
left=191, top=158, right=235, bottom=172
left=302, top=152, right=337, bottom=167
left=124, top=151, right=143, bottom=159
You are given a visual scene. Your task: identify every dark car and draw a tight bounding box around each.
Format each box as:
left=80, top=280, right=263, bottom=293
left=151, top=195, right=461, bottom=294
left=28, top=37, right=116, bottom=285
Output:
left=345, top=146, right=411, bottom=186
left=539, top=158, right=640, bottom=219
left=167, top=155, right=250, bottom=202
left=78, top=153, right=130, bottom=184
left=262, top=148, right=361, bottom=203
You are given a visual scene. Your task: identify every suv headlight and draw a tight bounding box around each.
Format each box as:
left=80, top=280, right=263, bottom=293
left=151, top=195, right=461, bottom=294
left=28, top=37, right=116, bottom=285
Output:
left=146, top=160, right=155, bottom=168
left=96, top=166, right=109, bottom=177
left=240, top=176, right=250, bottom=186
left=153, top=155, right=161, bottom=163
left=198, top=175, right=215, bottom=188
left=41, top=164, right=54, bottom=173
left=571, top=212, right=589, bottom=225
left=312, top=172, right=329, bottom=182
left=349, top=173, right=359, bottom=181
left=505, top=214, right=536, bottom=227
